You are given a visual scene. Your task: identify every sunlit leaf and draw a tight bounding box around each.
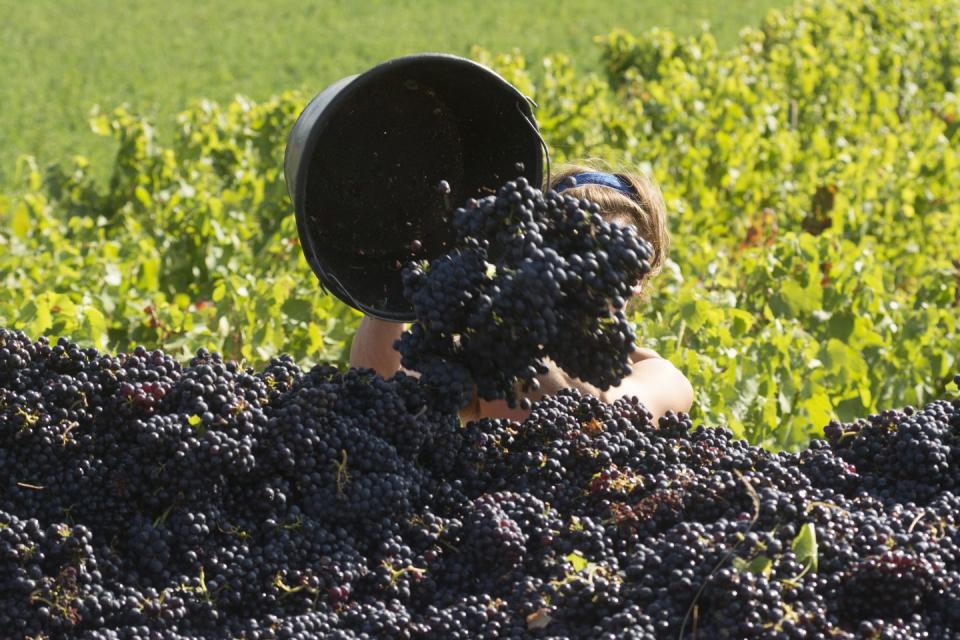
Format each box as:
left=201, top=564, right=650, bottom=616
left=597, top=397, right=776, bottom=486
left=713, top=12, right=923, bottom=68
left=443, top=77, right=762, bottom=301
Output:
left=792, top=523, right=818, bottom=573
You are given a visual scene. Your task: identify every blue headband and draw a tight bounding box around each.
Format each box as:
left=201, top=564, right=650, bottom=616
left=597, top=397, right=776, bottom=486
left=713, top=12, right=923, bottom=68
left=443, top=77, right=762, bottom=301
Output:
left=555, top=172, right=636, bottom=199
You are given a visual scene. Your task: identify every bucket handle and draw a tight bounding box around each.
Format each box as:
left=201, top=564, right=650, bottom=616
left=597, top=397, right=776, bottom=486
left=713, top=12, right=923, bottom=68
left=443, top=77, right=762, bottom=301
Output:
left=318, top=262, right=368, bottom=314
left=515, top=97, right=551, bottom=190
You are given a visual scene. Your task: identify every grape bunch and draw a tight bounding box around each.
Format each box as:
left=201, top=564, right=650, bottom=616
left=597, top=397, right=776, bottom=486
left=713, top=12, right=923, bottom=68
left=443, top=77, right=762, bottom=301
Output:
left=396, top=176, right=653, bottom=410
left=2, top=329, right=960, bottom=638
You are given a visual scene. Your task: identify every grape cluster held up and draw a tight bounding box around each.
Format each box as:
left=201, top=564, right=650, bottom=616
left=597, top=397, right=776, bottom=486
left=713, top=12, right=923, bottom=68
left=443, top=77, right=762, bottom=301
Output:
left=395, top=175, right=653, bottom=410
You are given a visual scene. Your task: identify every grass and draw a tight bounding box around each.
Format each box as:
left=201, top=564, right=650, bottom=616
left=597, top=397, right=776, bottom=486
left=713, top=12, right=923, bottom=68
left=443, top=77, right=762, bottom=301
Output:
left=0, top=0, right=791, bottom=189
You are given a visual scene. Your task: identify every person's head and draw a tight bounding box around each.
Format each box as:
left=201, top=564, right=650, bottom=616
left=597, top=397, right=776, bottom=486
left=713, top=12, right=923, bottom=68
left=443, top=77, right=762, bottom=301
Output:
left=547, top=161, right=669, bottom=299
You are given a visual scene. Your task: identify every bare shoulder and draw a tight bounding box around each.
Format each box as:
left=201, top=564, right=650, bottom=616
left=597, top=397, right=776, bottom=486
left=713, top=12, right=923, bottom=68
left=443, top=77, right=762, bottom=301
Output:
left=630, top=347, right=663, bottom=363
left=608, top=352, right=694, bottom=419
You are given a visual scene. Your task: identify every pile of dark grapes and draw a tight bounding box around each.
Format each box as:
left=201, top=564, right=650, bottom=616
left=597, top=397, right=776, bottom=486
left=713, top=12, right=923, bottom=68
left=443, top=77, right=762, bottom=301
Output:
left=3, top=327, right=960, bottom=638
left=396, top=176, right=653, bottom=410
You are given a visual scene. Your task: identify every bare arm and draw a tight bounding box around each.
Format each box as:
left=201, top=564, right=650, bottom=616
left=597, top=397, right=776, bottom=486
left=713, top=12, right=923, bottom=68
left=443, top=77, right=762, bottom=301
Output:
left=348, top=316, right=406, bottom=378
left=350, top=316, right=693, bottom=424
left=466, top=348, right=693, bottom=424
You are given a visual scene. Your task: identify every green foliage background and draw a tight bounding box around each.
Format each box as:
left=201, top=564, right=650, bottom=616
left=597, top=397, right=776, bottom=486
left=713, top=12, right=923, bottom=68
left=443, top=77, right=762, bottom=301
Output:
left=0, top=0, right=788, bottom=186
left=1, top=0, right=958, bottom=449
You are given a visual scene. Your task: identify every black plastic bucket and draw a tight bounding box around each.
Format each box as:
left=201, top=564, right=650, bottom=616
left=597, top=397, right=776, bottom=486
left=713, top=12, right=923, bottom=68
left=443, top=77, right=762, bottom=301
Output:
left=284, top=53, right=544, bottom=321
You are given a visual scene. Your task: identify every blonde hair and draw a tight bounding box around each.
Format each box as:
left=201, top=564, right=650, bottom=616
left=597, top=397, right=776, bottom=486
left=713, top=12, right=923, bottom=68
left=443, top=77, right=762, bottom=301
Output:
left=547, top=161, right=669, bottom=297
